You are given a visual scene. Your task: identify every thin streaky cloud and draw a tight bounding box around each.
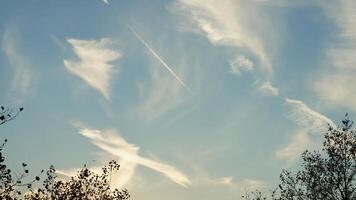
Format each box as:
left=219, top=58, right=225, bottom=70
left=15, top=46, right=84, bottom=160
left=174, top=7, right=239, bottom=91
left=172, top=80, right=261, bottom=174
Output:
left=173, top=0, right=273, bottom=76
left=276, top=98, right=335, bottom=164
left=275, top=130, right=313, bottom=164
left=130, top=28, right=193, bottom=94
left=79, top=128, right=191, bottom=187
left=2, top=28, right=32, bottom=103
left=314, top=1, right=356, bottom=111
left=285, top=98, right=335, bottom=133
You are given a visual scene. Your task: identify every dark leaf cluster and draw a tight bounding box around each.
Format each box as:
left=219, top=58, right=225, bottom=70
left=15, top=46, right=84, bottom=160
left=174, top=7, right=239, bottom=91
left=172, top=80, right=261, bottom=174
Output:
left=0, top=106, right=24, bottom=126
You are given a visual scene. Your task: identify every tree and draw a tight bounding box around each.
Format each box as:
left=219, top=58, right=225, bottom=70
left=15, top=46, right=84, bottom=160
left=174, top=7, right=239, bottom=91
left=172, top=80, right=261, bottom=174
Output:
left=0, top=106, right=24, bottom=126
left=0, top=139, right=42, bottom=200
left=0, top=105, right=130, bottom=200
left=24, top=161, right=130, bottom=200
left=244, top=115, right=356, bottom=200
left=0, top=106, right=41, bottom=199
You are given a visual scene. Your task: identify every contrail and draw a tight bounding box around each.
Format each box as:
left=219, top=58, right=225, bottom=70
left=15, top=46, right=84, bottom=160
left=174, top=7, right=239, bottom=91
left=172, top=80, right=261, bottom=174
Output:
left=130, top=28, right=193, bottom=94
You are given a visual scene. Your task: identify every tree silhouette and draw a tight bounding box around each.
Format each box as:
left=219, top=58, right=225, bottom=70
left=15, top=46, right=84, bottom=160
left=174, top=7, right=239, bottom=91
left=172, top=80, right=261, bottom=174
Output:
left=24, top=161, right=130, bottom=200
left=0, top=105, right=130, bottom=199
left=0, top=139, right=43, bottom=200
left=0, top=106, right=23, bottom=126
left=0, top=106, right=42, bottom=199
left=243, top=114, right=356, bottom=200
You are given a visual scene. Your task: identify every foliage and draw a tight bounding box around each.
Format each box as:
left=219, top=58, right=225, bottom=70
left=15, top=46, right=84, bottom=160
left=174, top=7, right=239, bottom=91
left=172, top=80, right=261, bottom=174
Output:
left=24, top=161, right=130, bottom=200
left=0, top=106, right=23, bottom=126
left=243, top=114, right=356, bottom=200
left=0, top=139, right=42, bottom=200
left=0, top=105, right=130, bottom=200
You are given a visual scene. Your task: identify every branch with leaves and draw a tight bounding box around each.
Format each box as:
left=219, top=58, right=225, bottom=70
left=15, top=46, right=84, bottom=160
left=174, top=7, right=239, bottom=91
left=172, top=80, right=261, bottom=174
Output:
left=0, top=106, right=24, bottom=126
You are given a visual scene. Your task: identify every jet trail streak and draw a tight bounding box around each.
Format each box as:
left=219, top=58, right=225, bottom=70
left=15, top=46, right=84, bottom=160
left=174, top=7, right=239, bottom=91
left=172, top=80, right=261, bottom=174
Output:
left=131, top=28, right=192, bottom=93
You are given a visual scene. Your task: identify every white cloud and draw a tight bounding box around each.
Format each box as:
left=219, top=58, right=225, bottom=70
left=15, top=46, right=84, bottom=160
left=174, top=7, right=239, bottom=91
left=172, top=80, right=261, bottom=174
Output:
left=102, top=0, right=109, bottom=5
left=277, top=98, right=335, bottom=163
left=323, top=0, right=356, bottom=70
left=314, top=1, right=356, bottom=111
left=215, top=176, right=234, bottom=186
left=64, top=38, right=121, bottom=101
left=229, top=55, right=254, bottom=76
left=2, top=28, right=32, bottom=102
left=242, top=179, right=268, bottom=190
left=275, top=130, right=313, bottom=164
left=135, top=65, right=186, bottom=121
left=173, top=0, right=274, bottom=75
left=259, top=81, right=279, bottom=96
left=77, top=128, right=191, bottom=188
left=315, top=72, right=356, bottom=111
left=285, top=98, right=335, bottom=132
left=196, top=176, right=235, bottom=187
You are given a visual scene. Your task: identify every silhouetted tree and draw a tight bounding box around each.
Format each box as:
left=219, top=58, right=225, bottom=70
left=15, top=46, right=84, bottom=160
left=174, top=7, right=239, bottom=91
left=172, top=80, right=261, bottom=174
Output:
left=0, top=106, right=42, bottom=199
left=24, top=160, right=130, bottom=200
left=243, top=114, right=356, bottom=200
left=0, top=105, right=129, bottom=199
left=0, top=139, right=43, bottom=200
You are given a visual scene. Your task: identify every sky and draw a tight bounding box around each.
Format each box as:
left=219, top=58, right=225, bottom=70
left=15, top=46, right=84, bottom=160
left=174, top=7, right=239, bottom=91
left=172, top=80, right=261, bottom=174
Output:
left=0, top=0, right=355, bottom=199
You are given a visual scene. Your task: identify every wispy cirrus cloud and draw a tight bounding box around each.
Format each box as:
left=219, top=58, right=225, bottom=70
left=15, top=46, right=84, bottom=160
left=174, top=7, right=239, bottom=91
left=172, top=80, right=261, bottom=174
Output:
left=64, top=38, right=121, bottom=101
left=285, top=98, right=335, bottom=132
left=323, top=0, right=356, bottom=70
left=229, top=55, right=254, bottom=76
left=314, top=0, right=356, bottom=110
left=173, top=0, right=274, bottom=75
left=275, top=130, right=313, bottom=163
left=241, top=179, right=268, bottom=190
left=276, top=98, right=335, bottom=163
left=76, top=128, right=190, bottom=188
left=172, top=0, right=283, bottom=98
left=315, top=73, right=356, bottom=111
left=135, top=66, right=185, bottom=121
left=259, top=81, right=279, bottom=96
left=2, top=28, right=33, bottom=103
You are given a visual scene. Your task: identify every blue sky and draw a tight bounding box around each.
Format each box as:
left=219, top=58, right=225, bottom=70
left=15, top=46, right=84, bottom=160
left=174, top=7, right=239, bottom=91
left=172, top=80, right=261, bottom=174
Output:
left=0, top=0, right=355, bottom=199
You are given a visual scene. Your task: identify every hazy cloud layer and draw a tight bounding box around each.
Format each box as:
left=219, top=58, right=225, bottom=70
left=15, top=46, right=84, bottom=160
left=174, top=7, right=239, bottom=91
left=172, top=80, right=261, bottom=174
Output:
left=315, top=0, right=356, bottom=110
left=64, top=38, right=121, bottom=101
left=276, top=130, right=313, bottom=163
left=315, top=73, right=356, bottom=111
left=2, top=28, right=32, bottom=102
